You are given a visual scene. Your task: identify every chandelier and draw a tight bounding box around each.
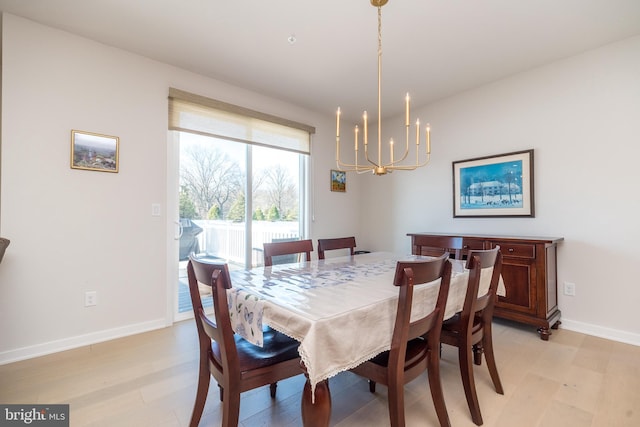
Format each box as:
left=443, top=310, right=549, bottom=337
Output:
left=335, top=0, right=431, bottom=176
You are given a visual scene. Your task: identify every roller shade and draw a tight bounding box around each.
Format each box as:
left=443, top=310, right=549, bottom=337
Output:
left=169, top=88, right=314, bottom=155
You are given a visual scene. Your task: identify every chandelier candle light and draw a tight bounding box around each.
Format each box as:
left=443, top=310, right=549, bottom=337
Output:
left=336, top=0, right=431, bottom=176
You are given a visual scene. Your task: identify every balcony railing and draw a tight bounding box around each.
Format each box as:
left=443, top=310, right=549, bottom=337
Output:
left=188, top=220, right=300, bottom=267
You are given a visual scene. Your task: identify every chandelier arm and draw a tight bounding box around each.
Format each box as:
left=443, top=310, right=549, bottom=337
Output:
left=389, top=125, right=411, bottom=166
left=336, top=126, right=381, bottom=171
left=337, top=145, right=379, bottom=170
left=337, top=158, right=369, bottom=170
left=363, top=144, right=381, bottom=168
left=337, top=162, right=379, bottom=172
left=336, top=163, right=380, bottom=173
left=336, top=123, right=370, bottom=170
left=386, top=155, right=431, bottom=171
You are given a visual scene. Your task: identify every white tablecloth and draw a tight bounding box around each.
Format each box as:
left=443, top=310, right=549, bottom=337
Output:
left=228, top=252, right=504, bottom=395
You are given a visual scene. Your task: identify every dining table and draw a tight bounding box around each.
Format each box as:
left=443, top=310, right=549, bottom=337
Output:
left=227, top=251, right=504, bottom=427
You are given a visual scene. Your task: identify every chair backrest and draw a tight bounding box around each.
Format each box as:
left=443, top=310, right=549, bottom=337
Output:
left=263, top=239, right=313, bottom=266
left=186, top=256, right=238, bottom=380
left=389, top=253, right=452, bottom=367
left=317, top=236, right=356, bottom=260
left=412, top=234, right=464, bottom=259
left=266, top=237, right=298, bottom=265
left=462, top=246, right=503, bottom=324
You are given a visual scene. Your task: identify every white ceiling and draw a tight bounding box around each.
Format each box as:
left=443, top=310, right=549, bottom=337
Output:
left=2, top=0, right=640, bottom=123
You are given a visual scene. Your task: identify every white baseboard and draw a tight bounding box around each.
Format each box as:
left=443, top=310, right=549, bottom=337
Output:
left=3, top=317, right=637, bottom=365
left=0, top=318, right=168, bottom=365
left=560, top=319, right=640, bottom=347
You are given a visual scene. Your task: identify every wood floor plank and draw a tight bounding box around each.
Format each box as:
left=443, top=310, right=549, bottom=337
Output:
left=1, top=318, right=639, bottom=426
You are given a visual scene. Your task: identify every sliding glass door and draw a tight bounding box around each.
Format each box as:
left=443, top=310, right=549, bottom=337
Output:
left=174, top=131, right=308, bottom=316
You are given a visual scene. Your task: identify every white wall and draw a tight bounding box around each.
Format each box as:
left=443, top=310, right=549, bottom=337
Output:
left=0, top=14, right=362, bottom=363
left=1, top=14, right=638, bottom=364
left=361, top=35, right=640, bottom=345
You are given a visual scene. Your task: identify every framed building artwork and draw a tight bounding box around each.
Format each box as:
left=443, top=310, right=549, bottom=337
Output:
left=452, top=149, right=534, bottom=217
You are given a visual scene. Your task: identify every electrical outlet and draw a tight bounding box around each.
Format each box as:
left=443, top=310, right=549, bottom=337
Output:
left=563, top=282, right=575, bottom=296
left=85, top=291, right=97, bottom=307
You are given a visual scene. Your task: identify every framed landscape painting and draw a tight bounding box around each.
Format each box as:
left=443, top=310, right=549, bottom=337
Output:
left=452, top=149, right=534, bottom=217
left=330, top=169, right=346, bottom=192
left=71, top=130, right=119, bottom=173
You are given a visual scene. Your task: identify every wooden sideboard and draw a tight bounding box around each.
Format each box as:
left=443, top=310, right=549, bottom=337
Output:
left=407, top=232, right=564, bottom=340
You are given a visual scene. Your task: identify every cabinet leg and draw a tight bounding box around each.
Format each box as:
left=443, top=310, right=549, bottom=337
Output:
left=537, top=327, right=551, bottom=341
left=551, top=320, right=561, bottom=330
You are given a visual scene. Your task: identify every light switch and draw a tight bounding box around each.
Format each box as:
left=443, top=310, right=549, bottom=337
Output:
left=151, top=203, right=161, bottom=216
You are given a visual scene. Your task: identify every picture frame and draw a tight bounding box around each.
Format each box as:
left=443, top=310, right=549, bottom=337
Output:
left=330, top=169, right=346, bottom=192
left=70, top=130, right=119, bottom=173
left=452, top=149, right=534, bottom=217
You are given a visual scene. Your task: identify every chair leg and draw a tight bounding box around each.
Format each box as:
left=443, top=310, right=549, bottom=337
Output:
left=270, top=382, right=277, bottom=398
left=482, top=326, right=504, bottom=395
left=458, top=346, right=483, bottom=425
left=221, top=385, right=241, bottom=427
left=218, top=384, right=224, bottom=402
left=189, top=362, right=211, bottom=427
left=368, top=379, right=377, bottom=393
left=473, top=343, right=484, bottom=366
left=427, top=349, right=451, bottom=427
left=387, top=377, right=405, bottom=427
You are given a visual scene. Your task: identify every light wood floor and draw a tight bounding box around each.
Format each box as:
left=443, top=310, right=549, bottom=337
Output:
left=2, top=319, right=639, bottom=427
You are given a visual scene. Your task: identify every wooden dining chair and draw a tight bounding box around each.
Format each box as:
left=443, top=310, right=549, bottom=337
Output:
left=412, top=234, right=464, bottom=260
left=317, top=236, right=356, bottom=259
left=440, top=246, right=503, bottom=426
left=186, top=256, right=302, bottom=427
left=263, top=239, right=313, bottom=267
left=350, top=253, right=453, bottom=427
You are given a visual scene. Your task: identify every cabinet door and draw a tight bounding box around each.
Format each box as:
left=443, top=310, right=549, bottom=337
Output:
left=491, top=241, right=538, bottom=315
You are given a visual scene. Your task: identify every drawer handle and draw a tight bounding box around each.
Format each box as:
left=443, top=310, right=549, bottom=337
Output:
left=508, top=248, right=514, bottom=252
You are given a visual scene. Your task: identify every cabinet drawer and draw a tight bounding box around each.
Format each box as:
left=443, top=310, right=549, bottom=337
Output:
left=492, top=242, right=535, bottom=259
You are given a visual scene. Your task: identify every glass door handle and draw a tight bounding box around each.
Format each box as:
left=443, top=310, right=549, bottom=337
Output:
left=174, top=220, right=183, bottom=240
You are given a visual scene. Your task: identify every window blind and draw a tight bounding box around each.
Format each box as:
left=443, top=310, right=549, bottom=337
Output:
left=168, top=88, right=314, bottom=155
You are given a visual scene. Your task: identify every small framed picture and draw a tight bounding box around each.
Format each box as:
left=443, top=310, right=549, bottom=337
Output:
left=330, top=169, right=346, bottom=192
left=71, top=130, right=119, bottom=173
left=452, top=149, right=534, bottom=217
